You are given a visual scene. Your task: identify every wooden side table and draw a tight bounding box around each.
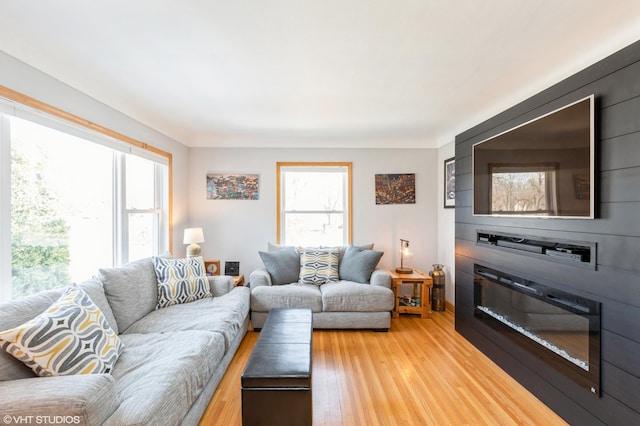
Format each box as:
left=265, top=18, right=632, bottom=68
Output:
left=232, top=275, right=245, bottom=287
left=388, top=269, right=433, bottom=319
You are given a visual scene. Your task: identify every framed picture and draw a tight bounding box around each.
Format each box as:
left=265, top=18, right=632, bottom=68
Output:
left=444, top=157, right=455, bottom=208
left=206, top=173, right=259, bottom=200
left=204, top=260, right=220, bottom=276
left=375, top=173, right=416, bottom=204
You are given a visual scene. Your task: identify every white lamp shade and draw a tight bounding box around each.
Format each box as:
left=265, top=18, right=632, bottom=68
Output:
left=183, top=227, right=205, bottom=244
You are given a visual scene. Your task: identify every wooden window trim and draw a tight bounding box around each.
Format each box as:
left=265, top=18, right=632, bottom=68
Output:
left=276, top=161, right=352, bottom=245
left=0, top=84, right=173, bottom=250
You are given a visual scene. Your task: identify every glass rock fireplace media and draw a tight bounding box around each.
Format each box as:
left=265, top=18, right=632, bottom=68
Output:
left=473, top=264, right=601, bottom=396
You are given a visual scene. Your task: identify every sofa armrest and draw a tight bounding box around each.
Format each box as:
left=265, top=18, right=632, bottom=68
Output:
left=0, top=374, right=119, bottom=425
left=370, top=269, right=392, bottom=288
left=208, top=275, right=234, bottom=296
left=249, top=268, right=272, bottom=289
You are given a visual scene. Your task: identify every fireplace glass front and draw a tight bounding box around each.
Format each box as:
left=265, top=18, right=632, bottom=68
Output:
left=474, top=264, right=600, bottom=396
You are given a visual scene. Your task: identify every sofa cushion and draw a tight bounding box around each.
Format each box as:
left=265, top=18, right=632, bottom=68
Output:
left=268, top=242, right=298, bottom=252
left=98, top=256, right=159, bottom=333
left=337, top=243, right=374, bottom=262
left=321, top=281, right=394, bottom=312
left=251, top=283, right=323, bottom=312
left=0, top=288, right=64, bottom=381
left=124, top=287, right=250, bottom=352
left=154, top=256, right=211, bottom=309
left=75, top=277, right=119, bottom=334
left=339, top=245, right=384, bottom=283
left=0, top=373, right=120, bottom=425
left=299, top=247, right=340, bottom=285
left=266, top=243, right=373, bottom=265
left=259, top=247, right=300, bottom=285
left=105, top=330, right=225, bottom=426
left=0, top=287, right=123, bottom=376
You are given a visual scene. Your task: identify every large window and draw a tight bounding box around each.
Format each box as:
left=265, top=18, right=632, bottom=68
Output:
left=277, top=162, right=351, bottom=246
left=1, top=101, right=170, bottom=302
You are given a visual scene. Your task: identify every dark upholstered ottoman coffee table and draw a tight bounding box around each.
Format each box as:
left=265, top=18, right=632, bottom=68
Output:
left=241, top=308, right=313, bottom=426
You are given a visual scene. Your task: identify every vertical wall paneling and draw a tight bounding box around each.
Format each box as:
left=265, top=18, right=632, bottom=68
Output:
left=455, top=40, right=640, bottom=423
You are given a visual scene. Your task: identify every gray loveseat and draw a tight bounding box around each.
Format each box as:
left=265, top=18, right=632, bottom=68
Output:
left=250, top=244, right=394, bottom=330
left=0, top=256, right=250, bottom=425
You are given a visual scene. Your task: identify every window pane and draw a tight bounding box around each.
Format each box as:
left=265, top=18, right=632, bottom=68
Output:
left=10, top=117, right=113, bottom=298
left=284, top=213, right=344, bottom=246
left=279, top=164, right=350, bottom=247
left=126, top=154, right=155, bottom=209
left=128, top=213, right=157, bottom=261
left=491, top=169, right=556, bottom=214
left=284, top=172, right=344, bottom=211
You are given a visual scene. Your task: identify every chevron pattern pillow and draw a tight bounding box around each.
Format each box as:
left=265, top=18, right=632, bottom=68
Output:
left=154, top=256, right=211, bottom=308
left=0, top=287, right=123, bottom=376
left=299, top=247, right=340, bottom=285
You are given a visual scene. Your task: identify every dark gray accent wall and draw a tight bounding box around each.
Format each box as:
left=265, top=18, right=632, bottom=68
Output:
left=455, top=40, right=640, bottom=424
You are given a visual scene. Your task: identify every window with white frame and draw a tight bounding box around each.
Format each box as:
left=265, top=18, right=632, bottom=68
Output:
left=277, top=162, right=351, bottom=247
left=0, top=106, right=169, bottom=302
left=121, top=154, right=168, bottom=265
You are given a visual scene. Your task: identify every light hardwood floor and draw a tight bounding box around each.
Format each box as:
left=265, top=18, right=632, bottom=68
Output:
left=200, top=310, right=569, bottom=425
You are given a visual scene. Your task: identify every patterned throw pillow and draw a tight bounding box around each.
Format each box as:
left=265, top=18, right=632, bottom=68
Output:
left=299, top=247, right=340, bottom=285
left=154, top=256, right=211, bottom=308
left=0, top=287, right=123, bottom=377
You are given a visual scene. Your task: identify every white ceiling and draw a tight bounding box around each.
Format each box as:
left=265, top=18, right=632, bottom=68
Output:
left=2, top=1, right=640, bottom=148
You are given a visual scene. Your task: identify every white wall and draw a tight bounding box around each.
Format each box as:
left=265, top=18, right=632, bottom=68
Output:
left=0, top=51, right=191, bottom=256
left=188, top=147, right=440, bottom=277
left=437, top=141, right=456, bottom=306
left=0, top=50, right=458, bottom=305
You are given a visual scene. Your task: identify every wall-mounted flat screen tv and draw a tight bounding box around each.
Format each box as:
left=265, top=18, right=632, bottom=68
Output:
left=473, top=95, right=594, bottom=218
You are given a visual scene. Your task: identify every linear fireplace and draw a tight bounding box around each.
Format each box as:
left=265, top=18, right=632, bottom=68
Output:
left=473, top=264, right=601, bottom=396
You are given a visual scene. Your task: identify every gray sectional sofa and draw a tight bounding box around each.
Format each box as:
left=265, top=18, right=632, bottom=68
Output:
left=0, top=256, right=250, bottom=425
left=250, top=244, right=394, bottom=330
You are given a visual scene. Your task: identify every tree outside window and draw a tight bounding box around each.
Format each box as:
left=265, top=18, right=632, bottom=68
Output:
left=2, top=114, right=169, bottom=302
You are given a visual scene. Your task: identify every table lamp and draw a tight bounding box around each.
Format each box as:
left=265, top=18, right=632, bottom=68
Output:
left=395, top=239, right=413, bottom=274
left=183, top=227, right=205, bottom=257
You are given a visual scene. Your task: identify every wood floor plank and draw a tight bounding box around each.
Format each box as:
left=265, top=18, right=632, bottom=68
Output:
left=199, top=311, right=568, bottom=425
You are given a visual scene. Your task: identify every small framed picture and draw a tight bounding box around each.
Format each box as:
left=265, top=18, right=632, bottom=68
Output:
left=206, top=173, right=259, bottom=200
left=374, top=173, right=416, bottom=204
left=204, top=260, right=221, bottom=276
left=444, top=157, right=455, bottom=208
